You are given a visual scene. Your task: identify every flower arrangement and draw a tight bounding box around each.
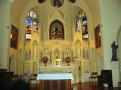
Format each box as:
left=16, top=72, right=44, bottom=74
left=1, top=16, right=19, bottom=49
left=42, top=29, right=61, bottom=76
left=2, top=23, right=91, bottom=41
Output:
left=41, top=56, right=48, bottom=63
left=65, top=56, right=71, bottom=63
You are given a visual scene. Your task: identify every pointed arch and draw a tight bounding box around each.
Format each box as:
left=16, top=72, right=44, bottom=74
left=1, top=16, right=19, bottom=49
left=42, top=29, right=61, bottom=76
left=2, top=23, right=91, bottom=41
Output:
left=76, top=40, right=81, bottom=47
left=76, top=9, right=89, bottom=40
left=43, top=48, right=49, bottom=57
left=32, top=40, right=38, bottom=46
left=83, top=48, right=85, bottom=58
left=54, top=48, right=60, bottom=58
left=49, top=10, right=64, bottom=19
left=86, top=50, right=90, bottom=59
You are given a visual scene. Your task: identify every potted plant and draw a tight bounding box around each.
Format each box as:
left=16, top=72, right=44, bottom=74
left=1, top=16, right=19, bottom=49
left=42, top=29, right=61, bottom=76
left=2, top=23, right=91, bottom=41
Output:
left=41, top=56, right=48, bottom=66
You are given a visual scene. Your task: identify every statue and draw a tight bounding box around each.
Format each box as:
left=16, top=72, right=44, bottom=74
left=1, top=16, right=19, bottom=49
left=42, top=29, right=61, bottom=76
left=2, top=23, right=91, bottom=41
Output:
left=54, top=56, right=61, bottom=66
left=111, top=41, right=118, bottom=61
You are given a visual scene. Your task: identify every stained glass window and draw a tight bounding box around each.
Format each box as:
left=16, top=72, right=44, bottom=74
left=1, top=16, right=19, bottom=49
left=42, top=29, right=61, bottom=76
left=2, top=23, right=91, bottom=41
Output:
left=25, top=10, right=39, bottom=40
left=76, top=10, right=89, bottom=40
left=82, top=12, right=88, bottom=40
left=76, top=11, right=82, bottom=33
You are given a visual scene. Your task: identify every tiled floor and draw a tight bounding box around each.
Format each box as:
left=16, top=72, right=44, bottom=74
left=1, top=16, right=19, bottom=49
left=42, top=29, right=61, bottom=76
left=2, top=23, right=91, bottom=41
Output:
left=30, top=82, right=121, bottom=90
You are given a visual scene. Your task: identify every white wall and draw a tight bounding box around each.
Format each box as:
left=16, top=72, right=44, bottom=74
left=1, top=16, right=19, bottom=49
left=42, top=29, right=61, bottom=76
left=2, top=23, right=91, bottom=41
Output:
left=0, top=0, right=11, bottom=69
left=99, top=0, right=121, bottom=87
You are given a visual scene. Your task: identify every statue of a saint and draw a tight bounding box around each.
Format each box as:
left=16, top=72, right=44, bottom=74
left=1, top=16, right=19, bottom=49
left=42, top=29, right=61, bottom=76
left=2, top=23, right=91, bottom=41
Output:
left=111, top=41, right=118, bottom=61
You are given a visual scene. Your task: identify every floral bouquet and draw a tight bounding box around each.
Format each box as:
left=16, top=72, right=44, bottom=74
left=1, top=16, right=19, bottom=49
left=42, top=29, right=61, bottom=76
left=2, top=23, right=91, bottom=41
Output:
left=41, top=56, right=48, bottom=63
left=65, top=56, right=71, bottom=63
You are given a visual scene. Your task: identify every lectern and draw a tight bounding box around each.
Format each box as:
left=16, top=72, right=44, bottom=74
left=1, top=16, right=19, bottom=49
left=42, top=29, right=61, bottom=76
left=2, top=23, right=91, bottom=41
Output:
left=37, top=73, right=73, bottom=90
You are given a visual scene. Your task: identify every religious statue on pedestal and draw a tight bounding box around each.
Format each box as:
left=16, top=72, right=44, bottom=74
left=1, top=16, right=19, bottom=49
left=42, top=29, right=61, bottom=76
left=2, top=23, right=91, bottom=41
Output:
left=54, top=56, right=62, bottom=66
left=65, top=56, right=71, bottom=66
left=111, top=41, right=118, bottom=61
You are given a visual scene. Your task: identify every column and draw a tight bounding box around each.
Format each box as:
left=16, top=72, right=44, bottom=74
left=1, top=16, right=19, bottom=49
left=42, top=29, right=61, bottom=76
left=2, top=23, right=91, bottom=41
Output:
left=0, top=0, right=12, bottom=69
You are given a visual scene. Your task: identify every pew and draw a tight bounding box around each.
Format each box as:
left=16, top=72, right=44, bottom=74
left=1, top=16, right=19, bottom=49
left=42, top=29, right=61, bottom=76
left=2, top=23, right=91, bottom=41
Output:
left=0, top=71, right=13, bottom=90
left=0, top=70, right=29, bottom=90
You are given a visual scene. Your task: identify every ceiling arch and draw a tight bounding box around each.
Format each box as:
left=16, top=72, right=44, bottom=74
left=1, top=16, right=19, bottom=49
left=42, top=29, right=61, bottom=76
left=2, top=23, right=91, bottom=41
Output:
left=85, top=0, right=100, bottom=25
left=11, top=0, right=100, bottom=26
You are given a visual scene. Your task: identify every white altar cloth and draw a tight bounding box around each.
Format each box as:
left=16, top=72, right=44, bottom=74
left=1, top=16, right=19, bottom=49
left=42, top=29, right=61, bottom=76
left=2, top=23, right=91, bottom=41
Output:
left=37, top=73, right=73, bottom=80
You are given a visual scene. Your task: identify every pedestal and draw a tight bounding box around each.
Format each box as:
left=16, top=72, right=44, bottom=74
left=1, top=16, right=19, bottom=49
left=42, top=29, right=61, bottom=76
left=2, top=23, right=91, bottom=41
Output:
left=111, top=61, right=120, bottom=87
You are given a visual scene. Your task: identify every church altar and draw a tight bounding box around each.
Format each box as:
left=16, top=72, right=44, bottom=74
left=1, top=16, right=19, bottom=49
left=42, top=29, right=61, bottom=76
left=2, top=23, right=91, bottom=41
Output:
left=37, top=73, right=73, bottom=90
left=38, top=66, right=78, bottom=83
left=24, top=58, right=94, bottom=83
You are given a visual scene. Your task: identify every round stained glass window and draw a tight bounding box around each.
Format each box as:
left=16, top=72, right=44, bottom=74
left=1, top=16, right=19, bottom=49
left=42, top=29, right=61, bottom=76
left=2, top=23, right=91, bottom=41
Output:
left=50, top=0, right=64, bottom=8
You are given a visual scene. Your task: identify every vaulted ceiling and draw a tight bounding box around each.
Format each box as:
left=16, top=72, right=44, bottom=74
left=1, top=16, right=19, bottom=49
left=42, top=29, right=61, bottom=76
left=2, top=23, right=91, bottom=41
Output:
left=11, top=0, right=100, bottom=26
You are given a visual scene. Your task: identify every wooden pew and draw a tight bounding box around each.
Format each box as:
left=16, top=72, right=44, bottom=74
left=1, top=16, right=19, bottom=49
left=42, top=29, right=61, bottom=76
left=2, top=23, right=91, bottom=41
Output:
left=0, top=71, right=13, bottom=90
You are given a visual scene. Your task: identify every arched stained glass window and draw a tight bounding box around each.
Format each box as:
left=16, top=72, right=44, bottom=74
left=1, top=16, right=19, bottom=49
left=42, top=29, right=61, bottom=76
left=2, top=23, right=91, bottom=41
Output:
left=76, top=11, right=82, bottom=33
left=25, top=10, right=39, bottom=40
left=82, top=12, right=88, bottom=40
left=76, top=10, right=89, bottom=40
